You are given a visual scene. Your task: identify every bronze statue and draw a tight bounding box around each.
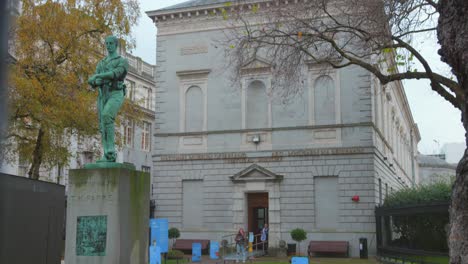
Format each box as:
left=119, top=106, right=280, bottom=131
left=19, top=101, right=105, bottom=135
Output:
left=88, top=35, right=128, bottom=162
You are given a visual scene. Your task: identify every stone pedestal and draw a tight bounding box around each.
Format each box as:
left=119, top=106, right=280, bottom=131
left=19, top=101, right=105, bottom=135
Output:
left=65, top=164, right=150, bottom=264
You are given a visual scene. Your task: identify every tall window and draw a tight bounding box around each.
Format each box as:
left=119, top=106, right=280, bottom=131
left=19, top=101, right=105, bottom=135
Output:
left=385, top=183, right=388, bottom=200
left=141, top=165, right=151, bottom=173
left=18, top=155, right=28, bottom=177
left=185, top=86, right=203, bottom=132
left=246, top=80, right=268, bottom=129
left=125, top=80, right=135, bottom=101
left=141, top=122, right=151, bottom=151
left=124, top=120, right=134, bottom=147
left=145, top=86, right=152, bottom=110
left=314, top=75, right=335, bottom=125
left=57, top=165, right=63, bottom=184
left=379, top=178, right=382, bottom=205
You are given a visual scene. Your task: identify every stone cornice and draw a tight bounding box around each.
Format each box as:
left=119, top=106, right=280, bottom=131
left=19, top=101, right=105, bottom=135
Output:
left=147, top=0, right=272, bottom=22
left=153, top=146, right=373, bottom=161
left=154, top=122, right=372, bottom=137
left=176, top=69, right=211, bottom=78
left=146, top=0, right=313, bottom=36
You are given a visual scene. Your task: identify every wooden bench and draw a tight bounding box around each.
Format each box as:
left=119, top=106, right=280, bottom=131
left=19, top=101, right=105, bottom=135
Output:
left=308, top=241, right=349, bottom=257
left=172, top=239, right=210, bottom=254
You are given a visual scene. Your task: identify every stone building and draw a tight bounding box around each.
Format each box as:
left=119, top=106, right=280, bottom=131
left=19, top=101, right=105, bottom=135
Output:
left=418, top=154, right=456, bottom=185
left=147, top=0, right=420, bottom=256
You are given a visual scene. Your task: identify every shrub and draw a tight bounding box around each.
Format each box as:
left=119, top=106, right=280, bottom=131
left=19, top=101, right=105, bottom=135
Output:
left=169, top=227, right=181, bottom=239
left=290, top=228, right=307, bottom=243
left=290, top=228, right=307, bottom=255
left=168, top=227, right=180, bottom=249
left=167, top=249, right=185, bottom=259
left=382, top=181, right=451, bottom=252
left=383, top=180, right=452, bottom=207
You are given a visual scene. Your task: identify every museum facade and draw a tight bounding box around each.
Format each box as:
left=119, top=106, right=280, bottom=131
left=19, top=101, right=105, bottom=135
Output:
left=147, top=0, right=420, bottom=256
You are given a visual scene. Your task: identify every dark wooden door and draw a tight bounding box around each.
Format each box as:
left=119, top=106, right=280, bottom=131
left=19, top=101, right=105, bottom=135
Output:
left=247, top=193, right=268, bottom=234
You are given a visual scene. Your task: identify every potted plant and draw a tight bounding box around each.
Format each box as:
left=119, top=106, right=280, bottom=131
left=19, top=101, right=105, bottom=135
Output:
left=168, top=227, right=180, bottom=249
left=290, top=228, right=307, bottom=256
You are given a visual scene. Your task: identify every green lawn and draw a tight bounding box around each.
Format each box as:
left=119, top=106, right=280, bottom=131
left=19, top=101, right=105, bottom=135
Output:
left=163, top=256, right=379, bottom=264
left=381, top=255, right=449, bottom=264
left=163, top=255, right=448, bottom=264
left=419, top=255, right=449, bottom=264
left=256, top=257, right=378, bottom=264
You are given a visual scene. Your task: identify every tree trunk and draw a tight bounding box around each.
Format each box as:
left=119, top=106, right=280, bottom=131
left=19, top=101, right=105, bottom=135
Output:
left=437, top=1, right=468, bottom=263
left=28, top=127, right=44, bottom=180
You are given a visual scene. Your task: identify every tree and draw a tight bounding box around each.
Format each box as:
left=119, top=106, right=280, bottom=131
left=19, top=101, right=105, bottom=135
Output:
left=290, top=228, right=307, bottom=256
left=168, top=227, right=180, bottom=249
left=4, top=0, right=140, bottom=179
left=223, top=0, right=467, bottom=262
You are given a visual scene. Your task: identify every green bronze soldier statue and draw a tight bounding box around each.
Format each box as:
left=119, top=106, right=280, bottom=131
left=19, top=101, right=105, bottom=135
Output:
left=88, top=35, right=128, bottom=162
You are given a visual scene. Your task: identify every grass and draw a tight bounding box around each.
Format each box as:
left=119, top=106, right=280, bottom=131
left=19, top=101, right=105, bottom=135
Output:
left=258, top=256, right=379, bottom=264
left=381, top=255, right=449, bottom=264
left=162, top=256, right=379, bottom=264
left=419, top=255, right=449, bottom=264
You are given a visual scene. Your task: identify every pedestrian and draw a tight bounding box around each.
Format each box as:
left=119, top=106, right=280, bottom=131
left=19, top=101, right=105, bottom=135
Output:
left=260, top=223, right=269, bottom=253
left=235, top=228, right=247, bottom=263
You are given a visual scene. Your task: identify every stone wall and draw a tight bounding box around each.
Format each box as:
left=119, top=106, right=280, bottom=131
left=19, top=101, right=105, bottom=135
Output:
left=152, top=147, right=378, bottom=257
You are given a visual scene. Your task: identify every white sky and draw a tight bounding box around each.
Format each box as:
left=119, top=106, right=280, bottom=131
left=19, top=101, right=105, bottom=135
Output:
left=130, top=0, right=465, bottom=155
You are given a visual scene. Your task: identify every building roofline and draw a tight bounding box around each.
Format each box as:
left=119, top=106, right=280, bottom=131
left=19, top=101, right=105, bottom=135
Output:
left=146, top=0, right=270, bottom=21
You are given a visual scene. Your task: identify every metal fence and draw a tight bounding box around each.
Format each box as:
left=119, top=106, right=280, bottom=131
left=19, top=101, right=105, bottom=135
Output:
left=375, top=202, right=449, bottom=264
left=0, top=173, right=65, bottom=264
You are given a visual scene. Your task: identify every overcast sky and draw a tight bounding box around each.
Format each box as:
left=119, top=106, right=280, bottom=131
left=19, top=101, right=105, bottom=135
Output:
left=130, top=0, right=465, bottom=155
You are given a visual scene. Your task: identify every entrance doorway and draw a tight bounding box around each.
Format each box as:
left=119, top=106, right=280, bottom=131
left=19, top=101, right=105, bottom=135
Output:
left=247, top=193, right=269, bottom=235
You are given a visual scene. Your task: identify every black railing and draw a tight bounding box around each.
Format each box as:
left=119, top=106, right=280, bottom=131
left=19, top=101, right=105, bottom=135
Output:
left=375, top=202, right=449, bottom=263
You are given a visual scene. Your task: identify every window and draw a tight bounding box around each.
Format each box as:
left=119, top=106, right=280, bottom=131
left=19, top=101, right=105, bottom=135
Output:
left=185, top=86, right=203, bottom=132
left=18, top=155, right=28, bottom=177
left=145, top=86, right=152, bottom=109
left=82, top=151, right=94, bottom=165
left=141, top=165, right=151, bottom=173
left=379, top=178, right=382, bottom=205
left=385, top=183, right=388, bottom=200
left=314, top=75, right=335, bottom=125
left=124, top=120, right=134, bottom=147
left=246, top=80, right=268, bottom=129
left=141, top=122, right=151, bottom=151
left=125, top=80, right=135, bottom=101
left=57, top=165, right=63, bottom=184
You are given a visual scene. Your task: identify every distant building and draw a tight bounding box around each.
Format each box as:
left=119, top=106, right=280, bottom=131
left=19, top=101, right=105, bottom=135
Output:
left=147, top=0, right=420, bottom=257
left=418, top=154, right=456, bottom=184
left=441, top=142, right=465, bottom=164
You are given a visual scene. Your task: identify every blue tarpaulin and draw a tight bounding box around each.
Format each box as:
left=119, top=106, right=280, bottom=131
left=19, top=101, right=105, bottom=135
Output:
left=210, top=241, right=219, bottom=259
left=149, top=218, right=169, bottom=253
left=192, top=243, right=202, bottom=262
left=291, top=256, right=309, bottom=264
left=149, top=245, right=161, bottom=264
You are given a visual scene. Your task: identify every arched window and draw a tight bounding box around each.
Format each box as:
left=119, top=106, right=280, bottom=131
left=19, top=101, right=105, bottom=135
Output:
left=185, top=85, right=203, bottom=132
left=246, top=80, right=268, bottom=129
left=314, top=76, right=335, bottom=125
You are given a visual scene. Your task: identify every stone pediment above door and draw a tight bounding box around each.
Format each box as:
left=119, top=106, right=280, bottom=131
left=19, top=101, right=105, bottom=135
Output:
left=240, top=57, right=271, bottom=74
left=230, top=164, right=283, bottom=183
